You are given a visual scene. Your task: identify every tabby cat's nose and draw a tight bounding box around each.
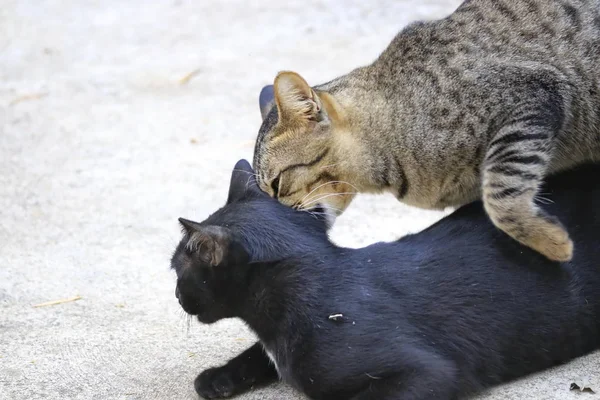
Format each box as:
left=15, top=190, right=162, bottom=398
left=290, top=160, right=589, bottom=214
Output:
left=175, top=286, right=180, bottom=299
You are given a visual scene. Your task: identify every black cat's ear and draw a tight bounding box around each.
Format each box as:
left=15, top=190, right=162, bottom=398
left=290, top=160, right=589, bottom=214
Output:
left=178, top=218, right=232, bottom=267
left=178, top=217, right=203, bottom=233
left=227, top=159, right=263, bottom=203
left=259, top=84, right=275, bottom=120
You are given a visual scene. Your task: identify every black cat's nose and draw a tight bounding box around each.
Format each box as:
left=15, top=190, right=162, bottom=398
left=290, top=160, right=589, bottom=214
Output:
left=175, top=286, right=180, bottom=299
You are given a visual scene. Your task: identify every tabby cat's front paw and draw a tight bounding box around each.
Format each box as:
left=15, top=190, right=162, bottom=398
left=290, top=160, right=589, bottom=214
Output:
left=494, top=210, right=574, bottom=262
left=527, top=216, right=573, bottom=262
left=195, top=367, right=238, bottom=399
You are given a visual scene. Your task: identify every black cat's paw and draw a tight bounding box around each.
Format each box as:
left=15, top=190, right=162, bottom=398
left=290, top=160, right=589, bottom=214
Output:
left=194, top=367, right=239, bottom=399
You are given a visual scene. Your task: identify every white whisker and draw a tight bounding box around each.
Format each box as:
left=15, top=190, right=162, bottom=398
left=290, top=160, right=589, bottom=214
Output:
left=299, top=180, right=360, bottom=204
left=299, top=181, right=339, bottom=203
left=331, top=180, right=360, bottom=192
left=231, top=168, right=260, bottom=179
left=302, top=192, right=358, bottom=208
left=300, top=203, right=345, bottom=215
left=319, top=163, right=340, bottom=170
left=535, top=196, right=554, bottom=205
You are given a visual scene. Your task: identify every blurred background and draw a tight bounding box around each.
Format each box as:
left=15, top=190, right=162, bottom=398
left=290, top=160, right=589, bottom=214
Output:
left=1, top=1, right=597, bottom=399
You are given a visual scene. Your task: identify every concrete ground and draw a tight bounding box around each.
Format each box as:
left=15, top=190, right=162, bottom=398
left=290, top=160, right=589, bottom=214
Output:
left=1, top=0, right=599, bottom=399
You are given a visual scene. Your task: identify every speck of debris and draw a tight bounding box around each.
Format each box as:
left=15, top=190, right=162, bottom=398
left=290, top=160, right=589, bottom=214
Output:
left=328, top=313, right=344, bottom=321
left=570, top=383, right=596, bottom=394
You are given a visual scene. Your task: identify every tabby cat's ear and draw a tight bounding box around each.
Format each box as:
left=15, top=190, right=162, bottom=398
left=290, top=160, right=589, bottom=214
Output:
left=178, top=218, right=231, bottom=267
left=274, top=71, right=322, bottom=121
left=259, top=85, right=275, bottom=120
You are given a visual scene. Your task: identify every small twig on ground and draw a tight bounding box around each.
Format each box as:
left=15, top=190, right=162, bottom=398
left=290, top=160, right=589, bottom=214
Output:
left=32, top=295, right=82, bottom=308
left=179, top=69, right=202, bottom=85
left=570, top=383, right=596, bottom=394
left=9, top=92, right=49, bottom=106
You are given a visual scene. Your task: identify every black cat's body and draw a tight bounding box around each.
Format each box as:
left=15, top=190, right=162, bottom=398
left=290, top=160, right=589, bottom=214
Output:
left=172, top=160, right=600, bottom=400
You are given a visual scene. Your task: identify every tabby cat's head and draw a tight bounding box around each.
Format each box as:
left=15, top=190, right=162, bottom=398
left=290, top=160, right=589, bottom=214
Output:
left=253, top=71, right=355, bottom=218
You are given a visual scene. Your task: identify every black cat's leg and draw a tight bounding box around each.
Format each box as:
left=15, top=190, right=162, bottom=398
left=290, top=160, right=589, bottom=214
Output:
left=348, top=347, right=457, bottom=400
left=195, top=342, right=278, bottom=399
left=482, top=75, right=572, bottom=262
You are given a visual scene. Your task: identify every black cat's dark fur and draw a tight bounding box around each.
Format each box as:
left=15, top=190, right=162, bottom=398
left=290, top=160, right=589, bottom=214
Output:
left=171, top=159, right=600, bottom=400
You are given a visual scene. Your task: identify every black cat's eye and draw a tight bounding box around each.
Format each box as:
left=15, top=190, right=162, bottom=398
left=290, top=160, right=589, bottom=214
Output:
left=271, top=176, right=280, bottom=198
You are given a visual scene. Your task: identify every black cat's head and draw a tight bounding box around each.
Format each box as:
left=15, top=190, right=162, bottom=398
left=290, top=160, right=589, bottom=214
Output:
left=171, top=159, right=330, bottom=323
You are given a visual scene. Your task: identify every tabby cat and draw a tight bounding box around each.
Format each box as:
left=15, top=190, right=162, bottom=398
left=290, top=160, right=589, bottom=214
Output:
left=172, top=159, right=600, bottom=400
left=253, top=0, right=600, bottom=262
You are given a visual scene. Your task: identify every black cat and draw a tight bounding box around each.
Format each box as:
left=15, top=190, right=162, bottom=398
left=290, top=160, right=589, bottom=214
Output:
left=171, top=159, right=600, bottom=400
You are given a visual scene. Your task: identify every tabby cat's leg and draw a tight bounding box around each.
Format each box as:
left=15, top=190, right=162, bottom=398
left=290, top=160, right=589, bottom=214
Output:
left=482, top=109, right=572, bottom=262
left=194, top=342, right=278, bottom=399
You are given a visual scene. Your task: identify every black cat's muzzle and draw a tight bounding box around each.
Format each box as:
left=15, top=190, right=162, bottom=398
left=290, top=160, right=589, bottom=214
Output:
left=175, top=283, right=220, bottom=323
left=175, top=283, right=203, bottom=316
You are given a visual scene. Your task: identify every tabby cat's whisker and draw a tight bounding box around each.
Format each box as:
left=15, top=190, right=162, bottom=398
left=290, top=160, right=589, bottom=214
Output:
left=299, top=181, right=360, bottom=204
left=301, top=203, right=345, bottom=215
left=535, top=196, right=554, bottom=205
left=300, top=181, right=341, bottom=203
left=302, top=192, right=358, bottom=208
left=231, top=168, right=260, bottom=179
left=319, top=163, right=339, bottom=170
left=245, top=177, right=260, bottom=191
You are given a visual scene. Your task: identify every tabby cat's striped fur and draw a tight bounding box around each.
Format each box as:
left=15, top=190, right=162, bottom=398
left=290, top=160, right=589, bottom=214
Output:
left=254, top=0, right=600, bottom=262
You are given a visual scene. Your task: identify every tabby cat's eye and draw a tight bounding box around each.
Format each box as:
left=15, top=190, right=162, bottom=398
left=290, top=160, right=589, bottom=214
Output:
left=271, top=177, right=280, bottom=198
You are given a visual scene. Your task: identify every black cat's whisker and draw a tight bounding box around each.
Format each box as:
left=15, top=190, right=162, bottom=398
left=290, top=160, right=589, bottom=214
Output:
left=159, top=233, right=184, bottom=257
left=186, top=314, right=193, bottom=335
left=175, top=308, right=191, bottom=334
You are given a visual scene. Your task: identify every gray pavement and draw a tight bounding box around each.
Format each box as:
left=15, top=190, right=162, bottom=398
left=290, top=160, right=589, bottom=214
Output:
left=1, top=0, right=598, bottom=398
